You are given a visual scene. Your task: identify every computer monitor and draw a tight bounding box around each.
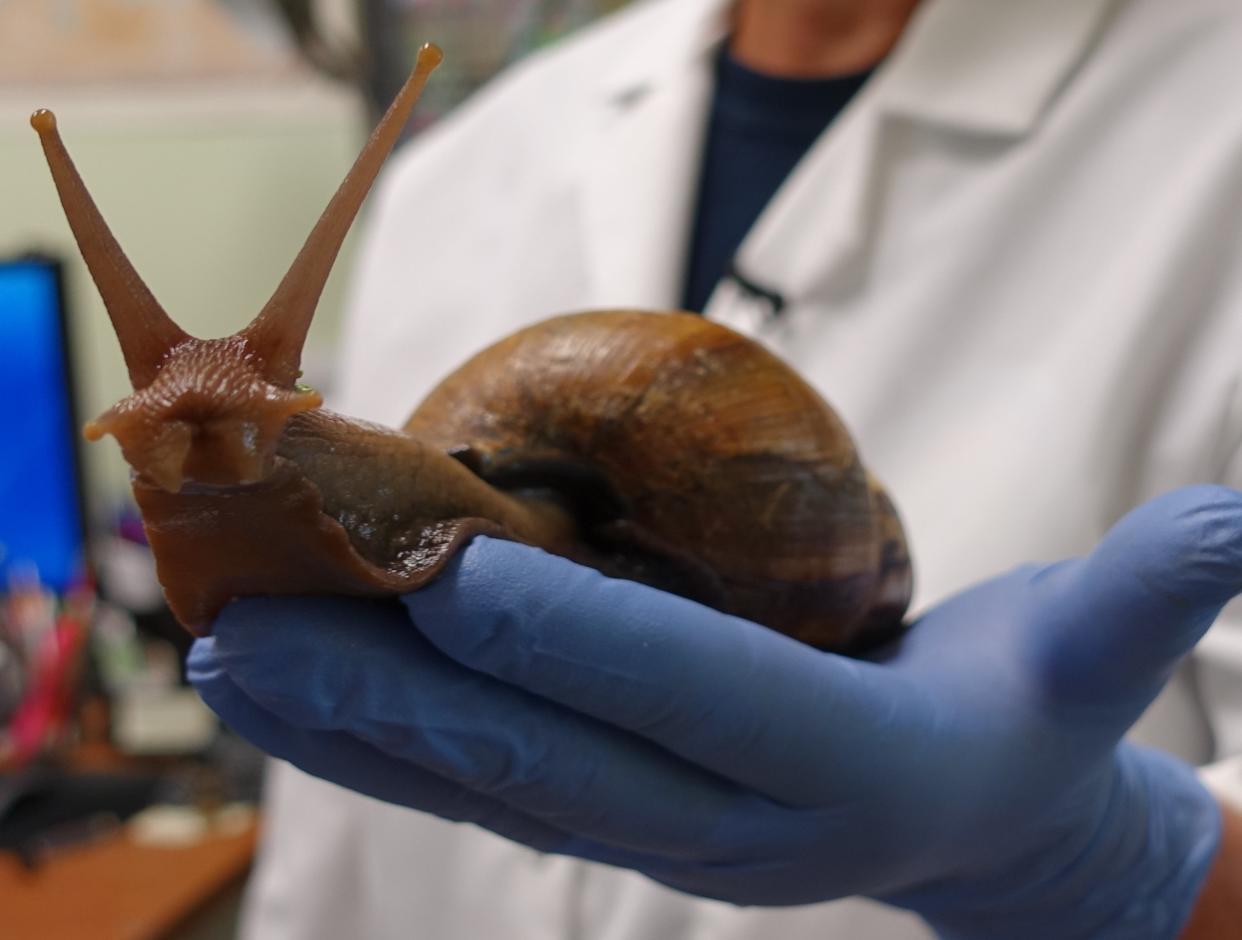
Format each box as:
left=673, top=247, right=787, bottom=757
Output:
left=0, top=256, right=87, bottom=593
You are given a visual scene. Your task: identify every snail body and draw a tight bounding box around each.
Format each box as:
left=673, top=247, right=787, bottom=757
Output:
left=35, top=46, right=911, bottom=652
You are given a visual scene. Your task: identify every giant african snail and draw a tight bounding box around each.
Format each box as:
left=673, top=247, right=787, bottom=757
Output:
left=34, top=44, right=912, bottom=652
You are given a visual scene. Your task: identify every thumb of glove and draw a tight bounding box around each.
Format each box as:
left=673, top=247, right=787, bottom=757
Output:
left=1032, top=484, right=1242, bottom=713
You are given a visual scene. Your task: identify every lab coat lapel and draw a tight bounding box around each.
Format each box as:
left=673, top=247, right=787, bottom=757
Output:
left=711, top=96, right=882, bottom=334
left=710, top=0, right=1122, bottom=333
left=575, top=0, right=729, bottom=310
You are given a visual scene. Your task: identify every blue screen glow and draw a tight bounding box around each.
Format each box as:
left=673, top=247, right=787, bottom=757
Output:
left=0, top=259, right=84, bottom=592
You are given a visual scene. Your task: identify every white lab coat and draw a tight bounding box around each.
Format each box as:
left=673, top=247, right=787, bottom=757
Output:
left=240, top=0, right=1242, bottom=937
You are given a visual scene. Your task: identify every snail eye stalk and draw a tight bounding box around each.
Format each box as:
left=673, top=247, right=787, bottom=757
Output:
left=30, top=108, right=189, bottom=389
left=241, top=43, right=443, bottom=387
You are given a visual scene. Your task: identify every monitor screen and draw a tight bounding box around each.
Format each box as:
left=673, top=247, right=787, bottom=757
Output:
left=0, top=257, right=85, bottom=593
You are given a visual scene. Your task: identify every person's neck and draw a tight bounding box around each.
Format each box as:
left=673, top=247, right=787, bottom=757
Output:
left=730, top=0, right=922, bottom=77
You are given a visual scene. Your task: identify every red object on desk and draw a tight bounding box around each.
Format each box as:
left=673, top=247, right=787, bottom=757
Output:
left=4, top=589, right=90, bottom=769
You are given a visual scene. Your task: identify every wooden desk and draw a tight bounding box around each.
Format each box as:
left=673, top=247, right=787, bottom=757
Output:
left=0, top=818, right=258, bottom=940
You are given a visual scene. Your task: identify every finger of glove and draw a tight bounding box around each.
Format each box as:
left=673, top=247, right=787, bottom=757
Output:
left=1031, top=485, right=1242, bottom=713
left=204, top=596, right=788, bottom=862
left=188, top=636, right=574, bottom=855
left=404, top=538, right=921, bottom=807
left=189, top=636, right=694, bottom=875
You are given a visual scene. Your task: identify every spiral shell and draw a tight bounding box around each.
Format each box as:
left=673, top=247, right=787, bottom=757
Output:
left=405, top=310, right=911, bottom=651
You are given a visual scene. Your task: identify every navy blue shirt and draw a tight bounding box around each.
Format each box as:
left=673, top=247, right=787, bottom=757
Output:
left=680, top=48, right=871, bottom=313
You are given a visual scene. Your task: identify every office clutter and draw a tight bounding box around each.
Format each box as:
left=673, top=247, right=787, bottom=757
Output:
left=0, top=504, right=263, bottom=847
left=0, top=509, right=264, bottom=939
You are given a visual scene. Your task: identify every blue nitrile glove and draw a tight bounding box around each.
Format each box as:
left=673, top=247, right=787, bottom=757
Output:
left=188, top=485, right=1241, bottom=939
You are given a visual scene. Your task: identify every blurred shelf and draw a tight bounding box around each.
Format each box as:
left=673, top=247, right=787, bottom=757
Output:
left=0, top=0, right=295, bottom=86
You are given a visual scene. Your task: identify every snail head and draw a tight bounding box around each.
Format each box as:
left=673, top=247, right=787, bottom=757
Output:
left=31, top=44, right=443, bottom=492
left=82, top=336, right=322, bottom=492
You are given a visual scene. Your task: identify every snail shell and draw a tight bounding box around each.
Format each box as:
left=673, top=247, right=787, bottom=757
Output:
left=404, top=310, right=911, bottom=651
left=34, top=45, right=911, bottom=652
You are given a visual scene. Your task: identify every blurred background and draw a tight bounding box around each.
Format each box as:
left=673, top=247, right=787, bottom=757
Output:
left=0, top=2, right=623, bottom=937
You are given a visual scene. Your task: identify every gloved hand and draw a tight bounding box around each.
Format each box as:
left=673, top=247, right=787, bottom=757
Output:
left=189, top=485, right=1241, bottom=939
